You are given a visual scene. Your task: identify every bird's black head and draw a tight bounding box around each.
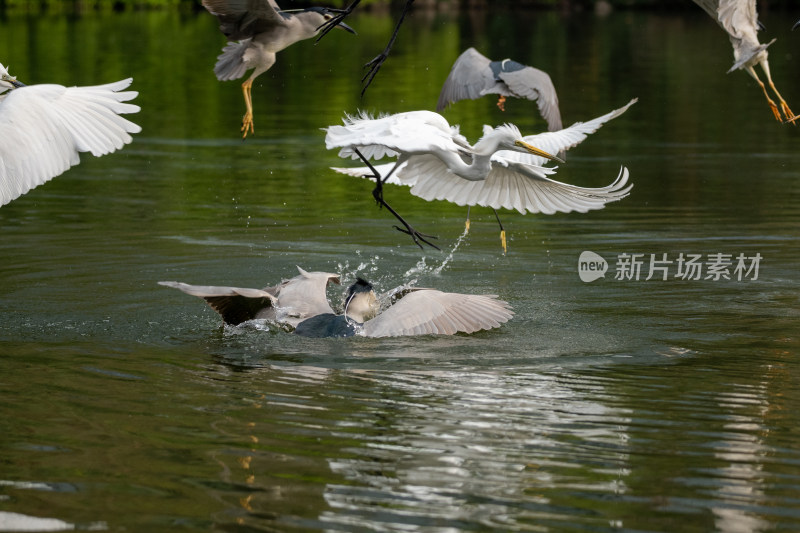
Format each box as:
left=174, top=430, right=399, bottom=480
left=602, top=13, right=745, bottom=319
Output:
left=345, top=277, right=374, bottom=306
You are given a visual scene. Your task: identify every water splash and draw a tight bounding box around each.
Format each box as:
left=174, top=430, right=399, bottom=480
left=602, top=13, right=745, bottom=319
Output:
left=334, top=226, right=471, bottom=310
left=336, top=254, right=383, bottom=286
left=404, top=225, right=470, bottom=278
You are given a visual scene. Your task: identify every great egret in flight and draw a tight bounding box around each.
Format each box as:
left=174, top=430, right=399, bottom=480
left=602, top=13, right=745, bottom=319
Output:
left=328, top=99, right=636, bottom=252
left=324, top=110, right=564, bottom=250
left=160, top=266, right=513, bottom=338
left=0, top=64, right=141, bottom=208
left=692, top=0, right=794, bottom=122
left=202, top=0, right=356, bottom=138
left=437, top=47, right=563, bottom=132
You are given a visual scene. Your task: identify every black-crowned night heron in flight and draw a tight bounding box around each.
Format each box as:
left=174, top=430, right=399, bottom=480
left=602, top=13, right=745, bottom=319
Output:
left=0, top=64, right=140, bottom=207
left=692, top=0, right=794, bottom=122
left=324, top=110, right=564, bottom=250
left=315, top=0, right=415, bottom=96
left=201, top=0, right=355, bottom=139
left=437, top=47, right=563, bottom=132
left=326, top=100, right=635, bottom=253
left=159, top=266, right=512, bottom=338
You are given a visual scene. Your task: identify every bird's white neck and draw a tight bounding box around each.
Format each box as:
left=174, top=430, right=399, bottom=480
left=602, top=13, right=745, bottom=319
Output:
left=434, top=149, right=494, bottom=182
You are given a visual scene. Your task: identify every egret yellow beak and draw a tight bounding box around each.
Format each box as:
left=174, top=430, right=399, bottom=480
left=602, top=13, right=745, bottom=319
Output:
left=515, top=140, right=564, bottom=164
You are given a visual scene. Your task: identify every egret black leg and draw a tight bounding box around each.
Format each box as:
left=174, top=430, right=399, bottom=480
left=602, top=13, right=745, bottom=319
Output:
left=316, top=0, right=362, bottom=41
left=361, top=0, right=415, bottom=97
left=352, top=148, right=439, bottom=251
left=371, top=160, right=402, bottom=207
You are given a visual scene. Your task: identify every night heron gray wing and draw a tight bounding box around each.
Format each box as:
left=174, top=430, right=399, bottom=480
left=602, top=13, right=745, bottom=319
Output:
left=273, top=267, right=340, bottom=326
left=157, top=281, right=279, bottom=326
left=361, top=289, right=513, bottom=338
left=437, top=47, right=563, bottom=132
left=691, top=0, right=794, bottom=122
left=497, top=63, right=562, bottom=131
left=0, top=68, right=140, bottom=207
left=436, top=48, right=496, bottom=110
left=159, top=267, right=340, bottom=327
left=202, top=0, right=284, bottom=41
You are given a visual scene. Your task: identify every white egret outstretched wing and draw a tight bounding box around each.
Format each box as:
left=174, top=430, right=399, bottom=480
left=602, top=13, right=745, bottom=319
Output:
left=330, top=162, right=407, bottom=186
left=498, top=98, right=637, bottom=167
left=331, top=160, right=632, bottom=215
left=324, top=110, right=465, bottom=162
left=0, top=79, right=141, bottom=207
left=361, top=289, right=513, bottom=338
left=399, top=156, right=631, bottom=215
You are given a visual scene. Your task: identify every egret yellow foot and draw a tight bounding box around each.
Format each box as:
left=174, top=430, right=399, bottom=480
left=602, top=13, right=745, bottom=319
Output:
left=465, top=219, right=470, bottom=233
left=500, top=230, right=507, bottom=255
left=496, top=95, right=506, bottom=112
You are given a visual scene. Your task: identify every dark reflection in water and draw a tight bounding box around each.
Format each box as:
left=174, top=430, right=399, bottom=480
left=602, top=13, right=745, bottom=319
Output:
left=1, top=6, right=799, bottom=533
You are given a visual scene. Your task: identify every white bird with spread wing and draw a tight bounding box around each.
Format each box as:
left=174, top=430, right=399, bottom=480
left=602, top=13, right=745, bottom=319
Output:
left=692, top=0, right=794, bottom=122
left=327, top=99, right=636, bottom=252
left=325, top=108, right=565, bottom=251
left=160, top=266, right=513, bottom=338
left=0, top=64, right=141, bottom=207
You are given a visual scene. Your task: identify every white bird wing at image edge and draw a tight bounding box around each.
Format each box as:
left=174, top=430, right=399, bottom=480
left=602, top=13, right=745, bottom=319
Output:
left=0, top=79, right=141, bottom=206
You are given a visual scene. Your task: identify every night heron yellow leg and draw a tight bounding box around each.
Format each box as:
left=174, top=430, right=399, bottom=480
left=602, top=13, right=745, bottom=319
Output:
left=241, top=79, right=255, bottom=139
left=757, top=81, right=782, bottom=122
left=748, top=65, right=787, bottom=122
left=496, top=95, right=506, bottom=112
left=767, top=82, right=794, bottom=123
left=758, top=62, right=795, bottom=122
